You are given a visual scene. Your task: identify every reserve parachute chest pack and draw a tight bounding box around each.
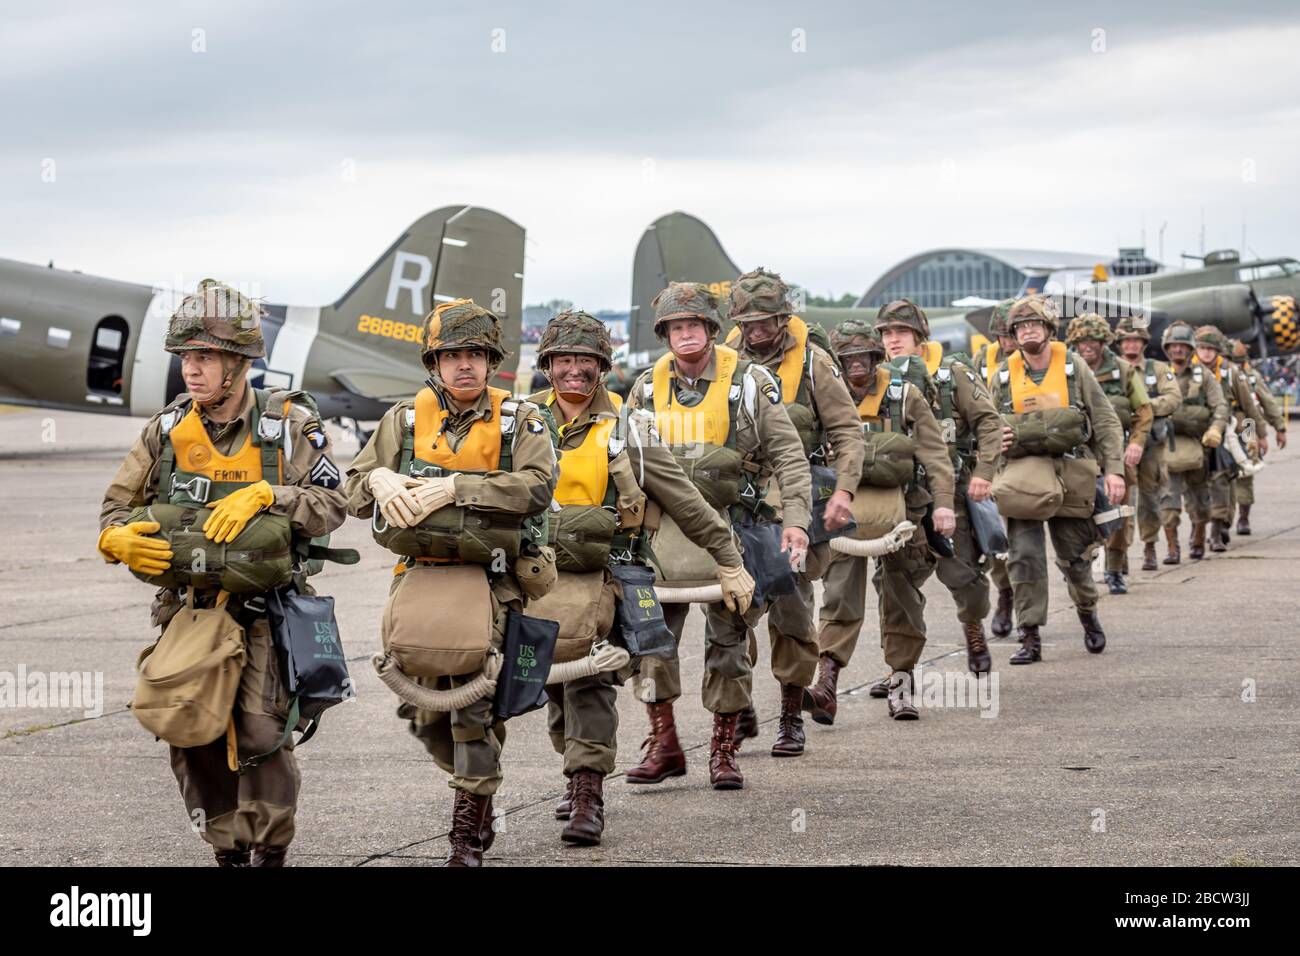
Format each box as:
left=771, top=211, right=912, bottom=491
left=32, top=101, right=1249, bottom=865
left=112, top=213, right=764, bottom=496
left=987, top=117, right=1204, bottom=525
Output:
left=373, top=386, right=547, bottom=564
left=1170, top=365, right=1213, bottom=437
left=1094, top=354, right=1135, bottom=432
left=131, top=388, right=353, bottom=594
left=855, top=365, right=917, bottom=489
left=997, top=342, right=1090, bottom=457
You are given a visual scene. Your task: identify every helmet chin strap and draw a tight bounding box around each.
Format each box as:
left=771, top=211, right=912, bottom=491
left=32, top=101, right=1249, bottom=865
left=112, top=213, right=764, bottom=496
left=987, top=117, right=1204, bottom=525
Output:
left=426, top=372, right=486, bottom=405
left=196, top=355, right=250, bottom=410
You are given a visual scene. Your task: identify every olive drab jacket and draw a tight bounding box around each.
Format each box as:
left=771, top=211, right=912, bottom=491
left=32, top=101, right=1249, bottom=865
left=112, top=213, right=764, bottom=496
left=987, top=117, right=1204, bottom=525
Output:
left=626, top=345, right=813, bottom=532
left=529, top=386, right=742, bottom=566
left=100, top=384, right=347, bottom=538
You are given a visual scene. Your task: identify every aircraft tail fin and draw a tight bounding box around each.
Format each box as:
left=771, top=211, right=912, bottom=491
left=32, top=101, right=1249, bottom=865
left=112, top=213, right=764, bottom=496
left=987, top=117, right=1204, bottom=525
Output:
left=629, top=211, right=742, bottom=354
left=321, top=206, right=526, bottom=386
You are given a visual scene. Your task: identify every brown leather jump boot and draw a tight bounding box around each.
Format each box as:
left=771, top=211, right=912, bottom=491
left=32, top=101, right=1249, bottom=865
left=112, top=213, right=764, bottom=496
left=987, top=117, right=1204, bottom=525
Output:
left=1163, top=524, right=1181, bottom=564
left=733, top=705, right=759, bottom=751
left=709, top=712, right=744, bottom=790
left=249, top=845, right=287, bottom=867
left=214, top=848, right=249, bottom=868
left=554, top=775, right=576, bottom=820
left=1237, top=504, right=1252, bottom=536
left=444, top=790, right=491, bottom=867
left=802, top=653, right=841, bottom=725
left=771, top=683, right=806, bottom=756
left=560, top=770, right=605, bottom=846
left=626, top=701, right=687, bottom=784
left=1142, top=541, right=1158, bottom=571
left=1009, top=625, right=1042, bottom=664
left=963, top=621, right=992, bottom=674
left=1078, top=608, right=1107, bottom=653
left=990, top=587, right=1015, bottom=637
left=1189, top=522, right=1206, bottom=560
left=1209, top=520, right=1227, bottom=553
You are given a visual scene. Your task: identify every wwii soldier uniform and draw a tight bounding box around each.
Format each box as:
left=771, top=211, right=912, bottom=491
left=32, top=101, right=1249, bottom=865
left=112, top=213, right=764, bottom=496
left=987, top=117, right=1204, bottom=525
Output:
left=872, top=300, right=1004, bottom=678
left=1065, top=314, right=1154, bottom=595
left=972, top=299, right=1019, bottom=638
left=988, top=294, right=1126, bottom=662
left=526, top=311, right=752, bottom=840
left=723, top=269, right=864, bottom=753
left=1158, top=322, right=1230, bottom=562
left=344, top=300, right=555, bottom=866
left=804, top=320, right=953, bottom=723
left=1112, top=317, right=1182, bottom=571
left=1191, top=326, right=1263, bottom=553
left=1229, top=339, right=1287, bottom=535
left=625, top=282, right=811, bottom=789
left=98, top=280, right=348, bottom=867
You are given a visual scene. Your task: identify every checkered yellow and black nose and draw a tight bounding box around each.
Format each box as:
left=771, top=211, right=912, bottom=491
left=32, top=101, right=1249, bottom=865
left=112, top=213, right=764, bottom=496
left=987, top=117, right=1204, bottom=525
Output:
left=1270, top=295, right=1299, bottom=351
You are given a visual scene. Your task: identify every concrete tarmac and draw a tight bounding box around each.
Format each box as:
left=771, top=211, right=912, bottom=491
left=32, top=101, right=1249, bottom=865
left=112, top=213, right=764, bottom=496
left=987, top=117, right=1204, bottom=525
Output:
left=1, top=407, right=1296, bottom=866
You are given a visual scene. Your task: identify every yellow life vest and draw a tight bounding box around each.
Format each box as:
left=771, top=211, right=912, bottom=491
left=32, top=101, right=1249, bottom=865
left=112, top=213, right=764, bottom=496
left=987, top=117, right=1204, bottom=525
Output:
left=724, top=316, right=810, bottom=405
left=855, top=367, right=892, bottom=425
left=553, top=393, right=623, bottom=507
left=652, top=345, right=738, bottom=448
left=982, top=341, right=1001, bottom=387
left=1006, top=341, right=1071, bottom=414
left=413, top=385, right=509, bottom=472
left=922, top=340, right=944, bottom=375
left=165, top=403, right=267, bottom=506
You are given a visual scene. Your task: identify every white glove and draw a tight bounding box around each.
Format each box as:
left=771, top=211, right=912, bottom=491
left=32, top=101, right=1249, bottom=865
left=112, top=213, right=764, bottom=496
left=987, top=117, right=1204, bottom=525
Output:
left=368, top=467, right=422, bottom=528
left=409, top=475, right=458, bottom=522
left=717, top=564, right=756, bottom=616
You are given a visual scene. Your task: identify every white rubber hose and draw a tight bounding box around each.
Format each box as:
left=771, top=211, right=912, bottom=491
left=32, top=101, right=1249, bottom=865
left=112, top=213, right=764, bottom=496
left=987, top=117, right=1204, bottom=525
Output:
left=654, top=584, right=724, bottom=604
left=545, top=642, right=630, bottom=683
left=372, top=649, right=503, bottom=711
left=828, top=521, right=917, bottom=557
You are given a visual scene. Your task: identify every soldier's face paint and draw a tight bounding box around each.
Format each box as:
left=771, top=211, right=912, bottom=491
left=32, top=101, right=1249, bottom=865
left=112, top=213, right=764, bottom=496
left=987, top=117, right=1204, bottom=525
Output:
left=1118, top=336, right=1145, bottom=362
left=880, top=325, right=920, bottom=358
left=666, top=319, right=711, bottom=362
left=840, top=352, right=877, bottom=388
left=549, top=353, right=600, bottom=398
left=1076, top=339, right=1105, bottom=368
left=740, top=316, right=781, bottom=351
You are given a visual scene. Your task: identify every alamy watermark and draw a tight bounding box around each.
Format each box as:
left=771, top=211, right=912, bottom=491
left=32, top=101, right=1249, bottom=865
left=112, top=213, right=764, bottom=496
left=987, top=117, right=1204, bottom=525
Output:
left=0, top=665, right=104, bottom=718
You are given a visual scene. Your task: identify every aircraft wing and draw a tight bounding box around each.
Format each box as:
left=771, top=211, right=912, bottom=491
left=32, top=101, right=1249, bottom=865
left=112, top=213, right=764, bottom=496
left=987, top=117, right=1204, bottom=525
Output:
left=331, top=368, right=423, bottom=404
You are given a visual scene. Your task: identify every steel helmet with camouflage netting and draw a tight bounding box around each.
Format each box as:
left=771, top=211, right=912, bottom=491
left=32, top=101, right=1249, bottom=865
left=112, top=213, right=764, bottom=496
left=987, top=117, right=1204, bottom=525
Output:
left=651, top=282, right=722, bottom=339
left=1160, top=320, right=1196, bottom=355
left=1193, top=324, right=1228, bottom=354
left=987, top=298, right=1017, bottom=339
left=726, top=267, right=794, bottom=323
left=1230, top=338, right=1250, bottom=362
left=1114, top=315, right=1151, bottom=343
left=536, top=309, right=613, bottom=373
left=419, top=298, right=507, bottom=371
left=1007, top=293, right=1061, bottom=334
left=1066, top=313, right=1115, bottom=346
left=829, top=318, right=886, bottom=362
left=165, top=278, right=266, bottom=358
left=875, top=298, right=931, bottom=341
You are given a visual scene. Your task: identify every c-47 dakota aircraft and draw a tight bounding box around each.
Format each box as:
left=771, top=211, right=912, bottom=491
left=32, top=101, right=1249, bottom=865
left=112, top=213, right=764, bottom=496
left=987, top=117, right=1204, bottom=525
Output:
left=0, top=205, right=526, bottom=422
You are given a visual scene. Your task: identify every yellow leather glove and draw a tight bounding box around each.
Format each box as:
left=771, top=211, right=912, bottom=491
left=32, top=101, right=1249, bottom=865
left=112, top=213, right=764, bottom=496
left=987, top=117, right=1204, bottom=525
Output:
left=409, top=475, right=458, bottom=522
left=203, top=480, right=274, bottom=543
left=97, top=521, right=174, bottom=576
left=368, top=467, right=422, bottom=528
left=1201, top=425, right=1223, bottom=448
left=717, top=564, right=756, bottom=616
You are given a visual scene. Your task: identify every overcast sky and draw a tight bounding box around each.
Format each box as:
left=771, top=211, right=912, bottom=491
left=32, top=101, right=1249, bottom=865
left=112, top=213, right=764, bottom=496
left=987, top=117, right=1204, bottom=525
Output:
left=4, top=0, right=1299, bottom=310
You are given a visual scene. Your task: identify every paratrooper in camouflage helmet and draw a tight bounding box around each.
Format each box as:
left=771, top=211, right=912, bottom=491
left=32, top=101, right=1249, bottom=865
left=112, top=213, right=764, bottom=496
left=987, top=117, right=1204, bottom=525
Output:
left=874, top=298, right=931, bottom=341
left=651, top=282, right=721, bottom=339
left=1066, top=313, right=1115, bottom=347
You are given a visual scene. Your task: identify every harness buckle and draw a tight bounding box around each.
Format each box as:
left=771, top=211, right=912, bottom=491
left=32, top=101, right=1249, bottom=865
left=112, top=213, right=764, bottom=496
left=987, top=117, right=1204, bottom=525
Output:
left=170, top=474, right=212, bottom=504
left=258, top=416, right=283, bottom=442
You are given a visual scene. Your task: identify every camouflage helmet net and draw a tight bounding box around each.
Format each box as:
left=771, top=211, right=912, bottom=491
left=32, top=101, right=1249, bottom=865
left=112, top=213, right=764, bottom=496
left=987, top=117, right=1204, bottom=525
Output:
left=1230, top=338, right=1250, bottom=361
left=165, top=278, right=266, bottom=358
left=537, top=309, right=613, bottom=371
left=1193, top=324, right=1228, bottom=353
left=829, top=318, right=886, bottom=358
left=726, top=267, right=794, bottom=322
left=652, top=282, right=722, bottom=339
left=420, top=299, right=506, bottom=369
left=1065, top=313, right=1115, bottom=346
left=874, top=298, right=930, bottom=341
left=1114, top=316, right=1151, bottom=342
left=1007, top=293, right=1061, bottom=333
left=1160, top=320, right=1196, bottom=351
left=987, top=298, right=1018, bottom=337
